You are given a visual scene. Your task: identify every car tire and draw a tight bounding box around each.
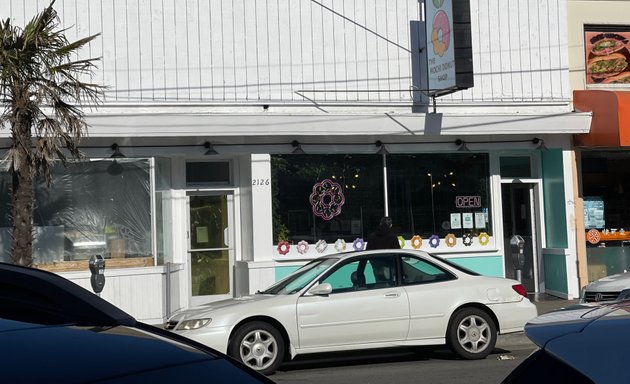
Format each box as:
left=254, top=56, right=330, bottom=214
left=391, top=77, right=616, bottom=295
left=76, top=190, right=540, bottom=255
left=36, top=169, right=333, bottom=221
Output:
left=228, top=321, right=285, bottom=375
left=446, top=307, right=496, bottom=360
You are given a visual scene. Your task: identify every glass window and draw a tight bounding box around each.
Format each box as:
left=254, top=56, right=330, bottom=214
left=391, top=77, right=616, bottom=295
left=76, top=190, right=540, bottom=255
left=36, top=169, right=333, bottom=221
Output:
left=0, top=159, right=153, bottom=271
left=322, top=260, right=360, bottom=293
left=271, top=154, right=384, bottom=244
left=500, top=156, right=531, bottom=178
left=386, top=153, right=492, bottom=238
left=401, top=255, right=455, bottom=285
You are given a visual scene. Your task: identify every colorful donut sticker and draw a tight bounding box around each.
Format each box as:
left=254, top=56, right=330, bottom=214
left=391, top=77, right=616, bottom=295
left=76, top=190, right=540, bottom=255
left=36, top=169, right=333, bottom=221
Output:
left=429, top=235, right=440, bottom=248
left=478, top=232, right=490, bottom=246
left=398, top=236, right=406, bottom=248
left=353, top=238, right=365, bottom=251
left=586, top=229, right=601, bottom=245
left=445, top=233, right=457, bottom=248
left=309, top=179, right=346, bottom=221
left=297, top=240, right=309, bottom=255
left=431, top=10, right=451, bottom=57
left=462, top=233, right=473, bottom=247
left=334, top=238, right=347, bottom=252
left=411, top=235, right=423, bottom=249
left=277, top=241, right=290, bottom=255
left=315, top=239, right=328, bottom=253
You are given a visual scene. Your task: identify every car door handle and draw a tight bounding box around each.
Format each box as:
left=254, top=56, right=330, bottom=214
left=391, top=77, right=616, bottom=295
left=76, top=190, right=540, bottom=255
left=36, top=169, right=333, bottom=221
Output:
left=384, top=292, right=400, bottom=298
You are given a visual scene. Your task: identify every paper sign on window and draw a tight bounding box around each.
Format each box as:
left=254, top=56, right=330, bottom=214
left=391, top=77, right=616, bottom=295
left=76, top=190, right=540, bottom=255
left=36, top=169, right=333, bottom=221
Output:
left=462, top=213, right=474, bottom=229
left=450, top=213, right=462, bottom=229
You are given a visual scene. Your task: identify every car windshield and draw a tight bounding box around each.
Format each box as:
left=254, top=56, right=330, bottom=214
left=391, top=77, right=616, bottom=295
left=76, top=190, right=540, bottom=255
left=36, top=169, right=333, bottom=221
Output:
left=427, top=253, right=480, bottom=276
left=259, top=258, right=339, bottom=295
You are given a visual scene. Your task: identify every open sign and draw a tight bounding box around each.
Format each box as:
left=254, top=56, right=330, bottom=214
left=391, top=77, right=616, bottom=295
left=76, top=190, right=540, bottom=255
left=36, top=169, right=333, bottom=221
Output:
left=456, top=195, right=481, bottom=208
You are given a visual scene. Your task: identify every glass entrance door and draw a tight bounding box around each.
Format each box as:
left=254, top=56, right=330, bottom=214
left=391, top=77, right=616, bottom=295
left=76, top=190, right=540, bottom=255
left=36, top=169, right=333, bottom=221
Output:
left=187, top=193, right=234, bottom=305
left=501, top=184, right=538, bottom=293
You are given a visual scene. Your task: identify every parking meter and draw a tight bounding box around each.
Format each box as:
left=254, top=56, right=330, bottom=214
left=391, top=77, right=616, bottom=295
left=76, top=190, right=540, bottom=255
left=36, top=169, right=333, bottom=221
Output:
left=89, top=254, right=106, bottom=295
left=510, top=235, right=525, bottom=282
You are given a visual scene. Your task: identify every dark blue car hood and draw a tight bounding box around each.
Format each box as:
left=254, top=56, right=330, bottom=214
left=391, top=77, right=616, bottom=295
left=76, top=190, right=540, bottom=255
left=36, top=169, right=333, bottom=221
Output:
left=0, top=318, right=267, bottom=383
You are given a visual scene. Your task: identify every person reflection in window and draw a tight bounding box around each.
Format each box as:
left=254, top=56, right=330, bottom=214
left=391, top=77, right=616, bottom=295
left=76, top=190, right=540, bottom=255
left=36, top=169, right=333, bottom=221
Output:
left=366, top=217, right=401, bottom=250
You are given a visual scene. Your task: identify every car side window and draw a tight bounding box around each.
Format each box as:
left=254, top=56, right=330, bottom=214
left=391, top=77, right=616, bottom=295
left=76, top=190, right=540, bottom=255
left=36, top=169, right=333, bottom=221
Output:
left=401, top=255, right=455, bottom=285
left=364, top=256, right=397, bottom=289
left=321, top=261, right=360, bottom=294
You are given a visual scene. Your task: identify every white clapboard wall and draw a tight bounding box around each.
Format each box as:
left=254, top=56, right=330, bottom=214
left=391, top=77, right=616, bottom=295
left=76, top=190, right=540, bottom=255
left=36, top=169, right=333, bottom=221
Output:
left=2, top=0, right=569, bottom=105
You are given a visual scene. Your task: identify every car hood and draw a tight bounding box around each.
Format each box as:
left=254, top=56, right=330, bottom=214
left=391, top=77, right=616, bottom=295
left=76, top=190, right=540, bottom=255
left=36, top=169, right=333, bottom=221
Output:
left=1, top=319, right=270, bottom=383
left=171, top=294, right=278, bottom=320
left=586, top=271, right=630, bottom=291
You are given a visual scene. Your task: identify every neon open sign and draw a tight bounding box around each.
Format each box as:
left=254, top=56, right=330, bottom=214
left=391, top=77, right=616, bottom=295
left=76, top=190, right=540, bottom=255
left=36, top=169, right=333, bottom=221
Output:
left=455, top=195, right=481, bottom=208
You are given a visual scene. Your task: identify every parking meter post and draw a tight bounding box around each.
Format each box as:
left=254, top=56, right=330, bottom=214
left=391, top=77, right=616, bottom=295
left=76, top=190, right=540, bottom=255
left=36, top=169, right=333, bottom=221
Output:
left=89, top=254, right=106, bottom=296
left=509, top=235, right=526, bottom=283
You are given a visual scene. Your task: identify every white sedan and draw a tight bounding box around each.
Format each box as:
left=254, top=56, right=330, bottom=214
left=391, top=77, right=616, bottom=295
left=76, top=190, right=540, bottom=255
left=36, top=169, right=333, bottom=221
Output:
left=165, top=249, right=537, bottom=375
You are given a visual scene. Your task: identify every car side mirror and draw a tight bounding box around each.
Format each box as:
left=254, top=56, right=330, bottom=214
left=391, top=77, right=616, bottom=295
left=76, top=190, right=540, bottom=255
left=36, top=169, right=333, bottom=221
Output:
left=307, top=282, right=332, bottom=296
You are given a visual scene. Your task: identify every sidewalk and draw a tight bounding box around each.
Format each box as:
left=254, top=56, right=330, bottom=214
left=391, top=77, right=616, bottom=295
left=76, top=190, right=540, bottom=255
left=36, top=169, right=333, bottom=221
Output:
left=496, top=293, right=579, bottom=349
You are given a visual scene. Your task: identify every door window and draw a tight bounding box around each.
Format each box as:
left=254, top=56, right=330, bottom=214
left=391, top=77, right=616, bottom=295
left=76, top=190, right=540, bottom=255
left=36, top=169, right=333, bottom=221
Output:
left=322, top=256, right=398, bottom=293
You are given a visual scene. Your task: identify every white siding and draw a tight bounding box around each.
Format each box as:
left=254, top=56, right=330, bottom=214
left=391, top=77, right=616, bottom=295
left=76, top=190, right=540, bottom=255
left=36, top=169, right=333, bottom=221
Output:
left=1, top=0, right=570, bottom=104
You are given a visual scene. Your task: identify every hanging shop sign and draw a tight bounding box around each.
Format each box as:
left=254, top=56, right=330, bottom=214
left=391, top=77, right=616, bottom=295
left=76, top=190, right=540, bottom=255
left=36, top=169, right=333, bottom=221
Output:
left=424, top=0, right=473, bottom=96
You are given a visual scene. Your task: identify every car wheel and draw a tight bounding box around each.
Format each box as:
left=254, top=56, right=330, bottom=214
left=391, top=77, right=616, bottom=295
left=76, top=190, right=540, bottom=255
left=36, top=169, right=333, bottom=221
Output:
left=447, top=308, right=496, bottom=360
left=228, top=321, right=285, bottom=375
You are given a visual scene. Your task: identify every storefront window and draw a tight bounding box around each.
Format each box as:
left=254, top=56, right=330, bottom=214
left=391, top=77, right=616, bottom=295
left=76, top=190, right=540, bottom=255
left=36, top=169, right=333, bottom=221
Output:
left=0, top=159, right=153, bottom=271
left=387, top=153, right=492, bottom=239
left=271, top=154, right=384, bottom=244
left=582, top=151, right=630, bottom=281
left=271, top=153, right=492, bottom=248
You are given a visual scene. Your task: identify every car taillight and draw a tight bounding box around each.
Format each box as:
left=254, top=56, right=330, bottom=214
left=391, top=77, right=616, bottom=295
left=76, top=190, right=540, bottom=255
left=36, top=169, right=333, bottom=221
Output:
left=512, top=284, right=528, bottom=299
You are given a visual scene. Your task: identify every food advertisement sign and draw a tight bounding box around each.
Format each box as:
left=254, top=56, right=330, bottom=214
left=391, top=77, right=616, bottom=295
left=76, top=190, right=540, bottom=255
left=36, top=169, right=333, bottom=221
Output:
left=585, top=30, right=630, bottom=85
left=425, top=0, right=456, bottom=93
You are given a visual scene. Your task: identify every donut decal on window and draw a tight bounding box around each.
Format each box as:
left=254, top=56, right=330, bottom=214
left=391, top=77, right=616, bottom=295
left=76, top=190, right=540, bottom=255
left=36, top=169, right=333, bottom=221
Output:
left=315, top=239, right=328, bottom=253
left=297, top=240, right=309, bottom=254
left=277, top=241, right=290, bottom=255
left=429, top=235, right=440, bottom=248
left=353, top=238, right=365, bottom=251
left=309, top=179, right=346, bottom=221
left=411, top=235, right=423, bottom=249
left=445, top=233, right=457, bottom=247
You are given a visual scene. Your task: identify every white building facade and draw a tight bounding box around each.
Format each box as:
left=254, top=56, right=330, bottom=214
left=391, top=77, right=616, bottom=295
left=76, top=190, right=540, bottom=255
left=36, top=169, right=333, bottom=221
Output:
left=1, top=0, right=590, bottom=324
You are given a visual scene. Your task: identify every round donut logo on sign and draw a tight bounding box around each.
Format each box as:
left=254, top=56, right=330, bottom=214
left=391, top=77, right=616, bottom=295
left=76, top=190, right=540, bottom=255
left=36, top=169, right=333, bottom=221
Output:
left=431, top=10, right=451, bottom=57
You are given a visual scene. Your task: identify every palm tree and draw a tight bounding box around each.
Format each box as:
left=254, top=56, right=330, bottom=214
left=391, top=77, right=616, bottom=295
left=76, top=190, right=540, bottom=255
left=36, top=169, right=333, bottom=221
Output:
left=0, top=1, right=103, bottom=266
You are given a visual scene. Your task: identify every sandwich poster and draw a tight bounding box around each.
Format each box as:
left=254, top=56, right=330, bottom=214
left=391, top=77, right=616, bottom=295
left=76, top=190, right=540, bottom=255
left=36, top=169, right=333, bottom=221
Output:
left=585, top=30, right=630, bottom=85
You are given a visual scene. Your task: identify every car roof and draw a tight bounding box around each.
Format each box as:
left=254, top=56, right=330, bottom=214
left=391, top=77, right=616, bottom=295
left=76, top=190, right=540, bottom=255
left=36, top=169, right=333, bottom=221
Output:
left=524, top=300, right=630, bottom=383
left=0, top=262, right=135, bottom=326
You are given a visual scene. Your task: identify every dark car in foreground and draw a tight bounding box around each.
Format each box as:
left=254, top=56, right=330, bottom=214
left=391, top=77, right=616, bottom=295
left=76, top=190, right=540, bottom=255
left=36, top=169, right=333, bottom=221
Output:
left=0, top=262, right=273, bottom=384
left=502, top=300, right=630, bottom=384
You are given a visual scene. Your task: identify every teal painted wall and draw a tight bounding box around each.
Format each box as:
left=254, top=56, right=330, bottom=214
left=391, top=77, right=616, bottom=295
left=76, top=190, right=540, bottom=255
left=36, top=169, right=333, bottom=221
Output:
left=543, top=253, right=568, bottom=294
left=447, top=256, right=504, bottom=277
left=542, top=149, right=568, bottom=248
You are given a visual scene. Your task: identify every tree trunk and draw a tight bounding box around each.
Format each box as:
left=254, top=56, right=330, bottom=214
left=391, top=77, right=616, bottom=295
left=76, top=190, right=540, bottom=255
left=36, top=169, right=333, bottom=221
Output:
left=10, top=120, right=34, bottom=267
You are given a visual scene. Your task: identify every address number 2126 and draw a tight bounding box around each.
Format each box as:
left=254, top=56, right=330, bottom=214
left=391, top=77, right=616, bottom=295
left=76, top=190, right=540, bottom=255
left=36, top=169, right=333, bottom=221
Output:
left=252, top=179, right=270, bottom=186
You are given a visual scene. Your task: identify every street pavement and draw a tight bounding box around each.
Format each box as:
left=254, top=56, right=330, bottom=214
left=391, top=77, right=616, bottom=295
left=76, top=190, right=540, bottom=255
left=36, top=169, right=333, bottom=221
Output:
left=496, top=293, right=579, bottom=348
